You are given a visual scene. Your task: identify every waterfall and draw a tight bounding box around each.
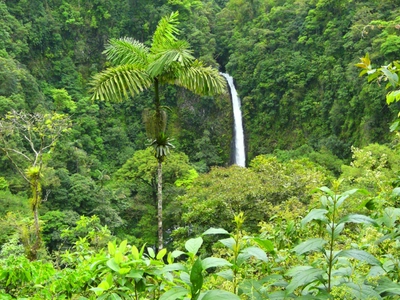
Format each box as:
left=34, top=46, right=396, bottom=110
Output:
left=221, top=73, right=246, bottom=167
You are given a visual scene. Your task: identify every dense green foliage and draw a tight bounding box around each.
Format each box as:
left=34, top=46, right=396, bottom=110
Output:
left=1, top=0, right=400, bottom=298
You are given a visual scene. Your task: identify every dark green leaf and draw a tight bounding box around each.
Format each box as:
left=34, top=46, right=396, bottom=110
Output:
left=190, top=258, right=204, bottom=297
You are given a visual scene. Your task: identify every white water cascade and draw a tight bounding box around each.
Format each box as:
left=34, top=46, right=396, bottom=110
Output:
left=221, top=73, right=246, bottom=167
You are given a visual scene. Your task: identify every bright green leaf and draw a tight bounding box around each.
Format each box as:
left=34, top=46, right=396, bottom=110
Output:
left=185, top=237, right=203, bottom=255
left=157, top=248, right=167, bottom=260
left=202, top=228, right=230, bottom=235
left=253, top=238, right=274, bottom=253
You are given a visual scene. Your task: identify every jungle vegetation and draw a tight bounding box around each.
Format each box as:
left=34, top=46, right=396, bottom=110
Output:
left=1, top=0, right=400, bottom=299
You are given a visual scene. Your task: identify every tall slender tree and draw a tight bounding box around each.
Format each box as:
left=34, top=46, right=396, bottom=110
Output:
left=90, top=11, right=226, bottom=250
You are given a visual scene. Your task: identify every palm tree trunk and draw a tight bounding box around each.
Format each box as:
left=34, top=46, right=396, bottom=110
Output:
left=154, top=78, right=164, bottom=251
left=157, top=159, right=163, bottom=251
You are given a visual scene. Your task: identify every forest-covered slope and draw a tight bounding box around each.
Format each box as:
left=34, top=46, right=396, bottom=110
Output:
left=215, top=0, right=400, bottom=159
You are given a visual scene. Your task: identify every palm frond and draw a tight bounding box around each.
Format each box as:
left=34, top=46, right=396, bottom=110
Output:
left=104, top=37, right=149, bottom=67
left=147, top=41, right=195, bottom=78
left=151, top=11, right=180, bottom=51
left=175, top=61, right=227, bottom=96
left=89, top=65, right=152, bottom=102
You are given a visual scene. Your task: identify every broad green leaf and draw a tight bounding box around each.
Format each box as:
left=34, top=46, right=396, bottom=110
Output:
left=125, top=269, right=144, bottom=279
left=106, top=272, right=113, bottom=287
left=180, top=271, right=191, bottom=286
left=219, top=237, right=235, bottom=250
left=161, top=263, right=187, bottom=273
left=293, top=238, right=327, bottom=255
left=202, top=228, right=230, bottom=235
left=375, top=277, right=400, bottom=295
left=216, top=269, right=234, bottom=281
left=336, top=249, right=381, bottom=266
left=114, top=251, right=124, bottom=264
left=253, top=238, right=274, bottom=253
left=118, top=267, right=131, bottom=275
left=201, top=257, right=232, bottom=270
left=108, top=241, right=116, bottom=256
left=185, top=237, right=203, bottom=255
left=336, top=189, right=366, bottom=207
left=381, top=67, right=398, bottom=88
left=301, top=209, right=328, bottom=227
left=318, top=186, right=334, bottom=196
left=109, top=293, right=123, bottom=300
left=241, top=246, right=268, bottom=263
left=285, top=267, right=325, bottom=295
left=89, top=287, right=104, bottom=295
left=338, top=214, right=377, bottom=226
left=285, top=265, right=314, bottom=276
left=387, top=90, right=400, bottom=105
left=159, top=287, right=188, bottom=300
left=392, top=188, right=400, bottom=196
left=171, top=250, right=185, bottom=258
left=157, top=248, right=167, bottom=260
left=106, top=258, right=120, bottom=272
left=118, top=240, right=128, bottom=253
left=131, top=245, right=139, bottom=260
left=237, top=252, right=252, bottom=266
left=267, top=291, right=287, bottom=299
left=98, top=280, right=110, bottom=291
left=147, top=247, right=155, bottom=258
left=344, top=282, right=382, bottom=299
left=239, top=279, right=267, bottom=300
left=332, top=223, right=345, bottom=239
left=199, top=290, right=240, bottom=300
left=380, top=207, right=400, bottom=228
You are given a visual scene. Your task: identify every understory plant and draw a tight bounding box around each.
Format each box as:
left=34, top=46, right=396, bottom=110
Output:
left=282, top=182, right=400, bottom=299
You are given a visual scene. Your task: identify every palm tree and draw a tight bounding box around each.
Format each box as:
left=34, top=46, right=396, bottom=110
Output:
left=89, top=11, right=226, bottom=250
